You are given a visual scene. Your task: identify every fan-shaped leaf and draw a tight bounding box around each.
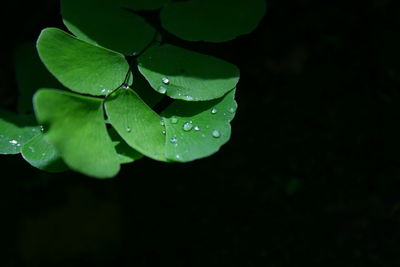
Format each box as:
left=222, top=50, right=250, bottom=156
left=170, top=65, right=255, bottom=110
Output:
left=37, top=28, right=129, bottom=96
left=34, top=89, right=120, bottom=178
left=138, top=44, right=239, bottom=101
left=160, top=0, right=266, bottom=42
left=105, top=89, right=167, bottom=161
left=21, top=134, right=68, bottom=172
left=0, top=111, right=41, bottom=154
left=61, top=0, right=156, bottom=55
left=162, top=89, right=237, bottom=162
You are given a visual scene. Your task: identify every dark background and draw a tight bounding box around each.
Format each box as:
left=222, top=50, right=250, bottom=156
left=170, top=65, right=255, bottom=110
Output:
left=1, top=0, right=400, bottom=266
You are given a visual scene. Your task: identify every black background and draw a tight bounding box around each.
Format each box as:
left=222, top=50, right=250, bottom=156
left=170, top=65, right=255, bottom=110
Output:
left=1, top=0, right=400, bottom=266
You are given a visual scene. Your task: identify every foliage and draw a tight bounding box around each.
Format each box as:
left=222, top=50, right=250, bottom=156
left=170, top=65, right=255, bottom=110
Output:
left=0, top=0, right=266, bottom=178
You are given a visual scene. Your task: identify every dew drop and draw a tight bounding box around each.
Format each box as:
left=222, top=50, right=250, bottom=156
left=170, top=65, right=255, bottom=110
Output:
left=121, top=84, right=129, bottom=89
left=170, top=137, right=178, bottom=143
left=125, top=126, right=131, bottom=133
left=160, top=119, right=165, bottom=126
left=170, top=116, right=178, bottom=124
left=229, top=107, right=236, bottom=113
left=101, top=89, right=107, bottom=93
left=211, top=108, right=218, bottom=114
left=158, top=86, right=167, bottom=94
left=175, top=154, right=181, bottom=160
left=212, top=130, right=221, bottom=138
left=183, top=121, right=193, bottom=131
left=9, top=140, right=18, bottom=145
left=29, top=147, right=35, bottom=153
left=162, top=77, right=170, bottom=85
left=162, top=130, right=166, bottom=135
left=40, top=125, right=45, bottom=132
left=184, top=95, right=193, bottom=101
left=194, top=126, right=200, bottom=131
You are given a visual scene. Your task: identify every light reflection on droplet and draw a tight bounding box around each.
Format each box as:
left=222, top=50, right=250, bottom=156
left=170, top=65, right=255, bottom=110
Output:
left=212, top=130, right=221, bottom=138
left=183, top=121, right=193, bottom=131
left=162, top=77, right=170, bottom=85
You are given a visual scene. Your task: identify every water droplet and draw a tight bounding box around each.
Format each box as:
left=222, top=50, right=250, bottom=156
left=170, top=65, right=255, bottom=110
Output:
left=9, top=140, right=18, bottom=145
left=40, top=125, right=45, bottom=132
left=101, top=89, right=107, bottom=93
left=121, top=84, right=129, bottom=89
left=212, top=130, right=221, bottom=138
left=183, top=121, right=193, bottom=131
left=229, top=107, right=236, bottom=113
left=125, top=126, right=131, bottom=133
left=160, top=119, right=165, bottom=126
left=29, top=147, right=35, bottom=153
left=211, top=108, right=218, bottom=114
left=184, top=95, right=193, bottom=100
left=194, top=126, right=200, bottom=131
left=162, top=77, right=170, bottom=85
left=162, top=130, right=166, bottom=135
left=171, top=116, right=178, bottom=124
left=158, top=86, right=167, bottom=94
left=170, top=137, right=178, bottom=143
left=175, top=154, right=181, bottom=160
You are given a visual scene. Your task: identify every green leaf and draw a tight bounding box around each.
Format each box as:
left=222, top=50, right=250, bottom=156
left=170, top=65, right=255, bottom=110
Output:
left=21, top=134, right=68, bottom=173
left=34, top=89, right=120, bottom=178
left=108, top=127, right=144, bottom=164
left=14, top=42, right=63, bottom=114
left=161, top=89, right=237, bottom=162
left=61, top=0, right=156, bottom=55
left=116, top=0, right=167, bottom=10
left=37, top=28, right=129, bottom=96
left=105, top=89, right=167, bottom=161
left=160, top=0, right=266, bottom=42
left=138, top=44, right=239, bottom=101
left=0, top=111, right=41, bottom=155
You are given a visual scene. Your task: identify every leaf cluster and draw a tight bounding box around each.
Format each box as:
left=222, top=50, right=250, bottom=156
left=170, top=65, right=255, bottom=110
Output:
left=0, top=0, right=266, bottom=178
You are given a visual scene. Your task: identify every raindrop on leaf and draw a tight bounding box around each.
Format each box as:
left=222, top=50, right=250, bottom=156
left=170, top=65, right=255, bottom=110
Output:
left=212, top=130, right=221, bottom=138
left=171, top=116, right=178, bottom=124
left=183, top=121, right=193, bottom=131
left=162, top=77, right=170, bottom=85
